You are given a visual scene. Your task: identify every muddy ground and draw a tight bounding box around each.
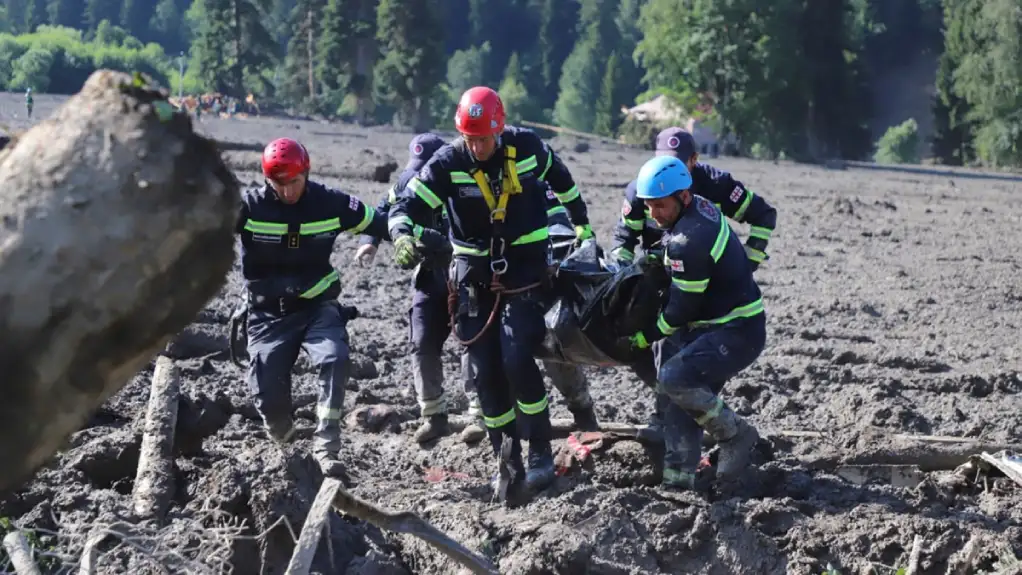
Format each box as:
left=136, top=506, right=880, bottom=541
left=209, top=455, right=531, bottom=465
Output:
left=0, top=96, right=1021, bottom=575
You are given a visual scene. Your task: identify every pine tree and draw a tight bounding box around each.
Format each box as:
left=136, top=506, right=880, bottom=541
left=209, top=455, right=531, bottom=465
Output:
left=499, top=51, right=538, bottom=123
left=593, top=51, right=623, bottom=136
left=374, top=0, right=445, bottom=129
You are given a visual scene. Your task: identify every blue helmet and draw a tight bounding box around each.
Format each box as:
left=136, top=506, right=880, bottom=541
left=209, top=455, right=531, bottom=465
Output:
left=635, top=156, right=692, bottom=200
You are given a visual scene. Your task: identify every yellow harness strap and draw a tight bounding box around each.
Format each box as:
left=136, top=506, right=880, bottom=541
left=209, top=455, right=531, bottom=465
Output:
left=470, top=145, right=522, bottom=222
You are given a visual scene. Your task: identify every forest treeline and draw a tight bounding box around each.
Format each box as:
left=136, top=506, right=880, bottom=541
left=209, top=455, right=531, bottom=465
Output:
left=0, top=0, right=1018, bottom=167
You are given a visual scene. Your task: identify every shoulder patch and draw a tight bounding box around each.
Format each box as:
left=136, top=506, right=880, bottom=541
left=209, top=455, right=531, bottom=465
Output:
left=349, top=195, right=360, bottom=211
left=695, top=197, right=720, bottom=222
left=621, top=198, right=631, bottom=216
left=546, top=186, right=556, bottom=200
left=729, top=185, right=743, bottom=203
left=662, top=250, right=684, bottom=272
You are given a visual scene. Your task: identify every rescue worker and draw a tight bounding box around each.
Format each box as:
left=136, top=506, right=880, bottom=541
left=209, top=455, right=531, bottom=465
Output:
left=25, top=88, right=33, bottom=119
left=459, top=180, right=599, bottom=444
left=237, top=137, right=389, bottom=476
left=355, top=133, right=453, bottom=444
left=388, top=86, right=595, bottom=495
left=622, top=155, right=765, bottom=490
left=610, top=127, right=777, bottom=270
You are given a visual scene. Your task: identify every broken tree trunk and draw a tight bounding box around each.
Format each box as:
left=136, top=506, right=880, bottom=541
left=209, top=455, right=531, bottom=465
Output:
left=132, top=355, right=181, bottom=523
left=0, top=69, right=238, bottom=492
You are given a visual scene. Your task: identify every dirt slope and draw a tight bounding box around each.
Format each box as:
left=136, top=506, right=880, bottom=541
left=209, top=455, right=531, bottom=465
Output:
left=0, top=100, right=1020, bottom=575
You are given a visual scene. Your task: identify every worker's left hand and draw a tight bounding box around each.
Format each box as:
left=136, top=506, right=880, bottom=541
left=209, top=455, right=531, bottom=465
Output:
left=354, top=244, right=377, bottom=267
left=393, top=235, right=421, bottom=269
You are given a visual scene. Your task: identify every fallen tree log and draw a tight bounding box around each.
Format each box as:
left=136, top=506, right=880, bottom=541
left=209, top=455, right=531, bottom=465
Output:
left=285, top=477, right=342, bottom=575
left=0, top=70, right=238, bottom=492
left=132, top=355, right=180, bottom=523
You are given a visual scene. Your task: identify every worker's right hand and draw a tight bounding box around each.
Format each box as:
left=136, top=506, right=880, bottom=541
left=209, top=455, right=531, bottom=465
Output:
left=393, top=235, right=421, bottom=269
left=354, top=244, right=378, bottom=267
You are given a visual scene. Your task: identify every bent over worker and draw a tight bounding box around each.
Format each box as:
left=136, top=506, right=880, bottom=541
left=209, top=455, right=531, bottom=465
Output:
left=610, top=127, right=777, bottom=270
left=622, top=155, right=765, bottom=490
left=389, top=86, right=595, bottom=495
left=237, top=137, right=389, bottom=476
left=355, top=133, right=453, bottom=444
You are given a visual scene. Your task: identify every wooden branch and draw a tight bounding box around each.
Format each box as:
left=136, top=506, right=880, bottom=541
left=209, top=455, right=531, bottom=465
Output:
left=2, top=531, right=41, bottom=575
left=0, top=70, right=238, bottom=492
left=132, top=356, right=181, bottom=523
left=285, top=477, right=342, bottom=575
left=331, top=485, right=498, bottom=575
left=905, top=534, right=924, bottom=575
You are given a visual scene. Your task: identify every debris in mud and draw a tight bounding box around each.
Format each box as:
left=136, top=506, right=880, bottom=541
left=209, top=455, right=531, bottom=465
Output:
left=0, top=69, right=237, bottom=491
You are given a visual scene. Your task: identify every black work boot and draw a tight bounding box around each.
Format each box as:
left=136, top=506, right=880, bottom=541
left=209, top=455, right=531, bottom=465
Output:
left=413, top=413, right=450, bottom=444
left=525, top=441, right=556, bottom=492
left=661, top=468, right=696, bottom=491
left=569, top=405, right=599, bottom=431
left=702, top=404, right=759, bottom=479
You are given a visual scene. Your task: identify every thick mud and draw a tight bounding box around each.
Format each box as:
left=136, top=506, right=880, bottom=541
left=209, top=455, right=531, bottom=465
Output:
left=0, top=99, right=1020, bottom=574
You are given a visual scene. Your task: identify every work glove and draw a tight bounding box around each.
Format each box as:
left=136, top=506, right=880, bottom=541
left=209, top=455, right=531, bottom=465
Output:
left=616, top=331, right=651, bottom=351
left=354, top=243, right=377, bottom=267
left=392, top=235, right=421, bottom=269
left=575, top=224, right=595, bottom=243
left=608, top=247, right=634, bottom=267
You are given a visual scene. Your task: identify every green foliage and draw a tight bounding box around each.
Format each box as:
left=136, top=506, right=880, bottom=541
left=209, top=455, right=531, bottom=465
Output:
left=499, top=51, right=538, bottom=124
left=874, top=118, right=921, bottom=164
left=0, top=24, right=169, bottom=92
left=374, top=0, right=445, bottom=130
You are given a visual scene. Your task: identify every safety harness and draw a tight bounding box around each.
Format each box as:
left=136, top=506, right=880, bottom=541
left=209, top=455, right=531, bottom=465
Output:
left=448, top=143, right=545, bottom=346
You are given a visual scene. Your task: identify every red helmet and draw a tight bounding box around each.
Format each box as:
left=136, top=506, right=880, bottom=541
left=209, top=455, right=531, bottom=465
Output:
left=262, top=137, right=310, bottom=180
left=454, top=87, right=505, bottom=137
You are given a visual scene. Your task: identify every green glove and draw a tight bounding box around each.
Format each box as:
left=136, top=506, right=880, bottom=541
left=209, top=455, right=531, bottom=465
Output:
left=575, top=224, right=595, bottom=241
left=393, top=235, right=421, bottom=268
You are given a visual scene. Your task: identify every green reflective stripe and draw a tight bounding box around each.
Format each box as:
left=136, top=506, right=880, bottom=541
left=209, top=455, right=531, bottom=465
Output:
left=409, top=178, right=442, bottom=209
left=484, top=408, right=515, bottom=428
left=695, top=397, right=724, bottom=426
left=623, top=217, right=643, bottom=230
left=709, top=217, right=729, bottom=262
left=389, top=215, right=413, bottom=232
left=387, top=185, right=398, bottom=204
left=745, top=246, right=766, bottom=263
left=749, top=226, right=772, bottom=241
left=733, top=192, right=754, bottom=221
left=300, top=218, right=341, bottom=235
left=713, top=202, right=721, bottom=210
left=555, top=185, right=580, bottom=203
left=317, top=405, right=342, bottom=420
left=657, top=313, right=680, bottom=336
left=611, top=247, right=634, bottom=262
left=450, top=171, right=475, bottom=185
left=515, top=155, right=538, bottom=173
left=452, top=227, right=549, bottom=256
left=300, top=270, right=340, bottom=299
left=547, top=206, right=568, bottom=217
left=511, top=227, right=549, bottom=245
left=672, top=277, right=709, bottom=293
left=245, top=220, right=288, bottom=235
left=517, top=395, right=548, bottom=415
left=538, top=150, right=554, bottom=180
left=452, top=243, right=489, bottom=256
left=689, top=298, right=764, bottom=328
left=412, top=224, right=425, bottom=238
left=350, top=205, right=375, bottom=234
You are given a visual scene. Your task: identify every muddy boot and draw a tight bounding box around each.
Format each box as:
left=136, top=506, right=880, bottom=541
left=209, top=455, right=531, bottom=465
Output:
left=568, top=405, right=599, bottom=431
left=661, top=468, right=695, bottom=490
left=460, top=418, right=486, bottom=444
left=490, top=436, right=526, bottom=504
left=413, top=414, right=450, bottom=444
left=314, top=451, right=346, bottom=478
left=703, top=404, right=759, bottom=479
left=266, top=420, right=296, bottom=445
left=525, top=441, right=556, bottom=492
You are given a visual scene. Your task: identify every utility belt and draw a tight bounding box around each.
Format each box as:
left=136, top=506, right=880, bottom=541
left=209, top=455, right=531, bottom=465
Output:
left=246, top=270, right=341, bottom=315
